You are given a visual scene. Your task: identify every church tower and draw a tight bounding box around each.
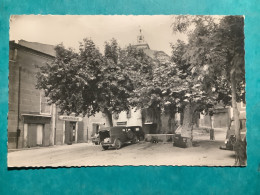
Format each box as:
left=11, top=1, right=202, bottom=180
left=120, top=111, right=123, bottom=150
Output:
left=135, top=28, right=150, bottom=49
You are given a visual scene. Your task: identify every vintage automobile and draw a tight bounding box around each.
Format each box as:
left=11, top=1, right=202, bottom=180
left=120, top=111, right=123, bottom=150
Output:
left=220, top=115, right=246, bottom=150
left=99, top=126, right=144, bottom=150
left=128, top=126, right=145, bottom=141
left=91, top=127, right=110, bottom=145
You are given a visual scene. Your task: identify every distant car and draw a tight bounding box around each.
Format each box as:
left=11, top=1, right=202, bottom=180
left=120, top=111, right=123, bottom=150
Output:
left=99, top=126, right=144, bottom=150
left=220, top=116, right=246, bottom=150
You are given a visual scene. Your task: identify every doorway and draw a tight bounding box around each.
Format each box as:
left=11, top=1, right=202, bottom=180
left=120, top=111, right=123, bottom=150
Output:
left=27, top=124, right=43, bottom=147
left=65, top=121, right=76, bottom=144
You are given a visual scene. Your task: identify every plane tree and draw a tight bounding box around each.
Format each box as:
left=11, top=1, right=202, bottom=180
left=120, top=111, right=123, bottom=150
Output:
left=36, top=38, right=134, bottom=127
left=171, top=16, right=245, bottom=141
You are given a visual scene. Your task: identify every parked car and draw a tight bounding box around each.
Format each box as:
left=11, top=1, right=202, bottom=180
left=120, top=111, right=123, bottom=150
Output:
left=99, top=126, right=144, bottom=150
left=91, top=127, right=110, bottom=145
left=220, top=116, right=246, bottom=150
left=127, top=126, right=145, bottom=141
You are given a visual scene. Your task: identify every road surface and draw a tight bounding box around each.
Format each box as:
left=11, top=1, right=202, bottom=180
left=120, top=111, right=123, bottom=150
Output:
left=8, top=128, right=236, bottom=167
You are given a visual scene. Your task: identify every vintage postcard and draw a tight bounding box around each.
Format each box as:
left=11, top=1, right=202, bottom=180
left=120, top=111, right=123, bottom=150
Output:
left=8, top=15, right=246, bottom=167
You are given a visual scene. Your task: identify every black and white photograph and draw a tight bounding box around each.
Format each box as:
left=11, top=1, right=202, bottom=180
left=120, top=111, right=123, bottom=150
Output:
left=8, top=15, right=246, bottom=167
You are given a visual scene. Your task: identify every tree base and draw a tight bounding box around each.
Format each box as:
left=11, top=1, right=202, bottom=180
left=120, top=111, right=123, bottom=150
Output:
left=173, top=134, right=193, bottom=148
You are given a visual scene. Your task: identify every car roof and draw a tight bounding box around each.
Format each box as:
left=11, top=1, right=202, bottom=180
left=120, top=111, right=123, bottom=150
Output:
left=99, top=127, right=110, bottom=131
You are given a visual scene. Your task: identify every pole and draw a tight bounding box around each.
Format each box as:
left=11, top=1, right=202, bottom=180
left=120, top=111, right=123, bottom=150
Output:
left=87, top=127, right=88, bottom=143
left=16, top=66, right=21, bottom=149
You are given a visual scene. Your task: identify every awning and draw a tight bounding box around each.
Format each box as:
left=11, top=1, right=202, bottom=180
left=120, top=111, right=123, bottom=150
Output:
left=21, top=113, right=51, bottom=117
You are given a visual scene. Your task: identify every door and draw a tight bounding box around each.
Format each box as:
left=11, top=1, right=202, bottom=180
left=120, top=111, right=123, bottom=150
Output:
left=28, top=124, right=43, bottom=147
left=65, top=121, right=76, bottom=144
left=36, top=125, right=43, bottom=145
left=71, top=122, right=76, bottom=142
left=92, top=123, right=100, bottom=137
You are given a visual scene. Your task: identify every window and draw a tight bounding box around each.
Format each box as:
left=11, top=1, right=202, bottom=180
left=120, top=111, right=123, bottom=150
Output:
left=40, top=91, right=51, bottom=114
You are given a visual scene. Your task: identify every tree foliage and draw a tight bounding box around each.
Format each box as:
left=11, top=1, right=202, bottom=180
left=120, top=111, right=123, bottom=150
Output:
left=36, top=15, right=245, bottom=139
left=36, top=38, right=135, bottom=126
left=171, top=15, right=245, bottom=106
left=171, top=15, right=245, bottom=140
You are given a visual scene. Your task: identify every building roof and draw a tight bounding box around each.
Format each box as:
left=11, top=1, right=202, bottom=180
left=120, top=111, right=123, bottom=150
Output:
left=18, top=40, right=56, bottom=57
left=132, top=29, right=171, bottom=63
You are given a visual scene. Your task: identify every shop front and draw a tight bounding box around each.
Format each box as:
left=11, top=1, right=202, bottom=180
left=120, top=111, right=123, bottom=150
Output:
left=58, top=115, right=84, bottom=145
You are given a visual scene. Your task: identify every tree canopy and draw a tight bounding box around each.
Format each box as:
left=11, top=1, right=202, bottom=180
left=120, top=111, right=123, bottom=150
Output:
left=36, top=15, right=245, bottom=136
left=37, top=38, right=136, bottom=126
left=171, top=15, right=245, bottom=139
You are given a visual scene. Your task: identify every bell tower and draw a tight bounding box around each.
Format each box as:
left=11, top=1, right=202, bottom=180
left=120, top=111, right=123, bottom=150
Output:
left=135, top=28, right=150, bottom=49
left=137, top=29, right=145, bottom=44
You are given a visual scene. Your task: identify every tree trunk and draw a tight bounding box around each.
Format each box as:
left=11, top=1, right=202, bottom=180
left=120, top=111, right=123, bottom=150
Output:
left=154, top=107, right=162, bottom=133
left=180, top=111, right=184, bottom=125
left=230, top=69, right=241, bottom=141
left=103, top=109, right=113, bottom=127
left=180, top=103, right=194, bottom=138
left=168, top=108, right=176, bottom=133
left=142, top=107, right=162, bottom=133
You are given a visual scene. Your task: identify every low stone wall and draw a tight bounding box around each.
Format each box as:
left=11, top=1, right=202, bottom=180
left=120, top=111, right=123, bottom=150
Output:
left=145, top=134, right=174, bottom=142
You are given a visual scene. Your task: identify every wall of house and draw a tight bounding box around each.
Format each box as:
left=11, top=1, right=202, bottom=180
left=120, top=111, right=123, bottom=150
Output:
left=77, top=121, right=84, bottom=143
left=83, top=112, right=107, bottom=141
left=8, top=43, right=55, bottom=149
left=199, top=114, right=211, bottom=128
left=55, top=118, right=64, bottom=145
left=113, top=108, right=142, bottom=127
left=199, top=107, right=231, bottom=129
left=213, top=109, right=230, bottom=128
left=8, top=48, right=20, bottom=149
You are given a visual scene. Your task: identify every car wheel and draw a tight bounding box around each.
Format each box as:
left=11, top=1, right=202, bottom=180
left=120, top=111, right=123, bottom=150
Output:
left=114, top=139, right=122, bottom=150
left=102, top=145, right=109, bottom=150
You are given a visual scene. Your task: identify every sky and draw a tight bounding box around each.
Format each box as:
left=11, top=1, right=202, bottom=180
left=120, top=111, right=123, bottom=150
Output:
left=10, top=15, right=187, bottom=55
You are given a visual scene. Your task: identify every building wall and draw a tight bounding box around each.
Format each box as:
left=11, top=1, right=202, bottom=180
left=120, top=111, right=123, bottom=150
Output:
left=8, top=48, right=19, bottom=149
left=113, top=108, right=142, bottom=127
left=8, top=43, right=55, bottom=149
left=199, top=114, right=211, bottom=128
left=114, top=108, right=179, bottom=134
left=199, top=104, right=247, bottom=129
left=213, top=109, right=230, bottom=128
left=83, top=112, right=107, bottom=141
left=77, top=121, right=84, bottom=143
left=55, top=118, right=65, bottom=145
